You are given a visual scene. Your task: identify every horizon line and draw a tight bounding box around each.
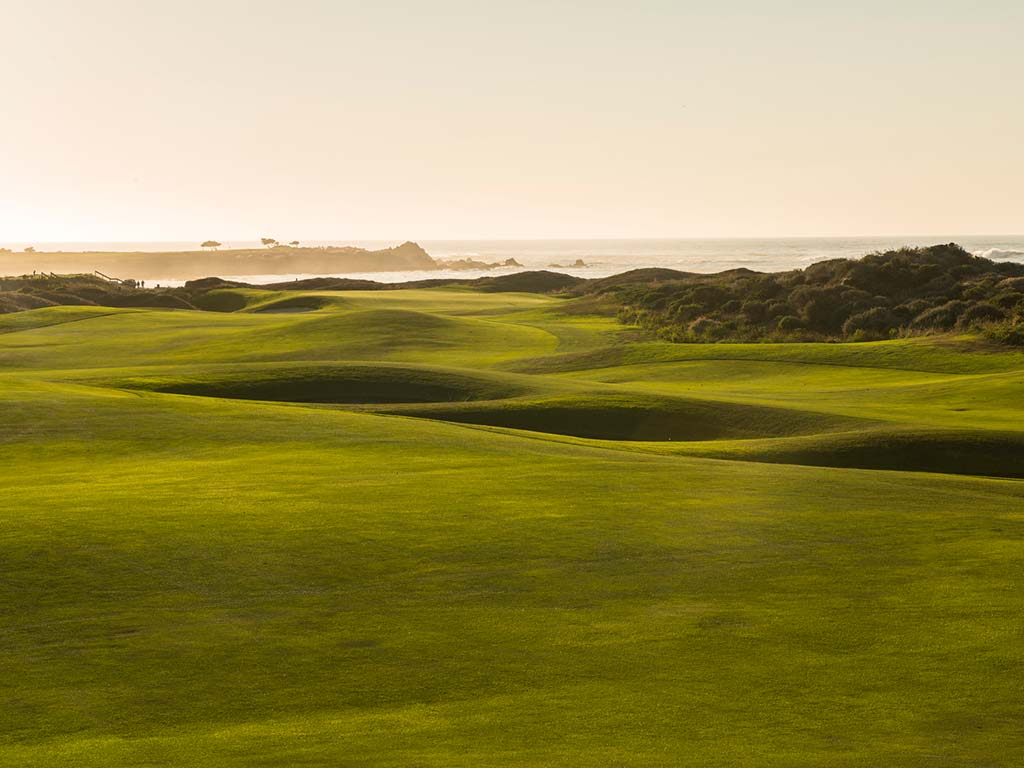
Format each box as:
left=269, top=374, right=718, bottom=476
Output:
left=3, top=233, right=1023, bottom=246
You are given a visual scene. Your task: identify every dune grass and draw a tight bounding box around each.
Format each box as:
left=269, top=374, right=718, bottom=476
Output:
left=2, top=288, right=1023, bottom=766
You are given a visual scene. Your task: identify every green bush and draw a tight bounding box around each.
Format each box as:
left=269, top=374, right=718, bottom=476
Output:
left=843, top=307, right=897, bottom=337
left=741, top=300, right=768, bottom=323
left=993, top=291, right=1024, bottom=310
left=986, top=323, right=1024, bottom=346
left=896, top=299, right=934, bottom=319
left=957, top=303, right=1006, bottom=329
left=777, top=315, right=802, bottom=332
left=912, top=300, right=970, bottom=331
left=688, top=317, right=728, bottom=340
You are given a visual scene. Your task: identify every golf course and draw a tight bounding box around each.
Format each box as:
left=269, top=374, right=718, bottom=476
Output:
left=2, top=285, right=1023, bottom=766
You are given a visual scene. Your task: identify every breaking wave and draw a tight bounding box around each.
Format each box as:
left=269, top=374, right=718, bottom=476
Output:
left=975, top=248, right=1024, bottom=261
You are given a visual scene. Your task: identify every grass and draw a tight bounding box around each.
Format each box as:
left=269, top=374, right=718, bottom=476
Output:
left=110, top=362, right=531, bottom=404
left=2, top=287, right=1023, bottom=766
left=380, top=392, right=868, bottom=442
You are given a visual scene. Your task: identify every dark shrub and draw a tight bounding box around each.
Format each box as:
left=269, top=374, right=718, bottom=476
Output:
left=688, top=317, right=728, bottom=340
left=843, top=307, right=897, bottom=337
left=804, top=259, right=848, bottom=284
left=963, top=278, right=999, bottom=301
left=668, top=301, right=703, bottom=322
left=987, top=324, right=1024, bottom=346
left=896, top=298, right=934, bottom=319
left=840, top=288, right=875, bottom=309
left=686, top=284, right=730, bottom=311
left=801, top=298, right=831, bottom=330
left=796, top=288, right=848, bottom=333
left=997, top=277, right=1024, bottom=292
left=993, top=291, right=1024, bottom=310
left=957, top=303, right=1005, bottom=329
left=746, top=275, right=785, bottom=300
left=741, top=300, right=768, bottom=323
left=912, top=300, right=970, bottom=330
left=777, top=315, right=802, bottom=332
left=919, top=275, right=960, bottom=301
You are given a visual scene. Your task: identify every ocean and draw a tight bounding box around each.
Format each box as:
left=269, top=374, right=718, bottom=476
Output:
left=6, top=236, right=1024, bottom=286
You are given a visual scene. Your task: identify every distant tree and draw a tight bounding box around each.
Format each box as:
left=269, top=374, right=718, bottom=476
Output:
left=201, top=240, right=222, bottom=251
left=24, top=246, right=35, bottom=253
left=289, top=240, right=300, bottom=248
left=261, top=237, right=278, bottom=248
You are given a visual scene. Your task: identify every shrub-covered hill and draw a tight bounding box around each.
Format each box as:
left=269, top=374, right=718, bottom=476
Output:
left=0, top=274, right=198, bottom=312
left=583, top=243, right=1024, bottom=343
left=5, top=244, right=1024, bottom=345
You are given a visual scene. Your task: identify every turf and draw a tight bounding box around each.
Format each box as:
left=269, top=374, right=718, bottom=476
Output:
left=112, top=362, right=531, bottom=405
left=1, top=288, right=1023, bottom=766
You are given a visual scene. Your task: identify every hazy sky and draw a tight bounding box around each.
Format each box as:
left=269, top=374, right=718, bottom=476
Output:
left=1, top=0, right=1021, bottom=241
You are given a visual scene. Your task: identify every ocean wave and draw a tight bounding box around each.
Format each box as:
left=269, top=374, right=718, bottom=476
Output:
left=974, top=248, right=1024, bottom=261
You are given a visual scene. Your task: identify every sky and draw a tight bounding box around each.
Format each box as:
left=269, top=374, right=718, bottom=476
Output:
left=1, top=0, right=1021, bottom=242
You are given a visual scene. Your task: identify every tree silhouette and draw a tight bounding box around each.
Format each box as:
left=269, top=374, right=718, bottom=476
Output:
left=289, top=240, right=300, bottom=248
left=24, top=246, right=35, bottom=253
left=261, top=238, right=278, bottom=248
left=201, top=240, right=222, bottom=251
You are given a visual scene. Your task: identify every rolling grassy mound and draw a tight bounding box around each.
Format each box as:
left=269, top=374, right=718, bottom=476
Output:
left=2, top=289, right=1024, bottom=766
left=189, top=288, right=251, bottom=312
left=191, top=289, right=346, bottom=314
left=248, top=294, right=335, bottom=313
left=511, top=334, right=1024, bottom=376
left=0, top=304, right=129, bottom=334
left=255, top=307, right=558, bottom=365
left=0, top=297, right=557, bottom=370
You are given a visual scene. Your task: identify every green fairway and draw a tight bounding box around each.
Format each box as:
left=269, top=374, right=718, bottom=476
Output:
left=2, top=288, right=1023, bottom=766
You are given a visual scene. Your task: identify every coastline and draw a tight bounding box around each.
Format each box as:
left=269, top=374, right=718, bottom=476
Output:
left=3, top=236, right=1024, bottom=285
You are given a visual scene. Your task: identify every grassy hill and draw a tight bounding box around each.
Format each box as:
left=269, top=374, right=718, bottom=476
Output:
left=2, top=287, right=1023, bottom=766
